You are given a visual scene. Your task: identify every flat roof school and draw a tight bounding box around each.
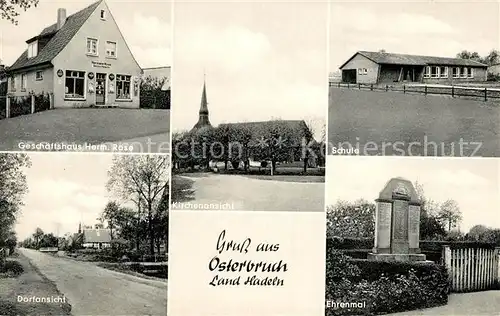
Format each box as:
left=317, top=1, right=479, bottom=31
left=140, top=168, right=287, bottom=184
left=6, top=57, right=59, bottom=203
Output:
left=340, top=51, right=488, bottom=85
left=6, top=0, right=143, bottom=108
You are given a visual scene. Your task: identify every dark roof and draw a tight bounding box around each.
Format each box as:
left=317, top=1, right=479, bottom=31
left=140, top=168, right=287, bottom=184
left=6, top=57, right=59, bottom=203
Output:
left=340, top=51, right=488, bottom=69
left=83, top=229, right=111, bottom=243
left=219, top=120, right=314, bottom=146
left=8, top=1, right=102, bottom=72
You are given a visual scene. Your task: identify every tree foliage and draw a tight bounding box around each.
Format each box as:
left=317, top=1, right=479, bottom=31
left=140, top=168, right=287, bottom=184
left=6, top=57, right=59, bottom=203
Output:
left=326, top=199, right=376, bottom=238
left=456, top=49, right=500, bottom=66
left=0, top=153, right=30, bottom=256
left=1, top=0, right=38, bottom=25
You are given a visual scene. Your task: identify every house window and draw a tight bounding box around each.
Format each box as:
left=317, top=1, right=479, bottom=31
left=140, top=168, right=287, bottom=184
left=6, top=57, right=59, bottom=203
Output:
left=452, top=67, right=459, bottom=78
left=100, top=9, right=106, bottom=19
left=116, top=74, right=131, bottom=100
left=358, top=68, right=363, bottom=75
left=467, top=68, right=474, bottom=78
left=430, top=66, right=439, bottom=78
left=424, top=66, right=431, bottom=78
left=65, top=70, right=85, bottom=99
left=86, top=38, right=98, bottom=56
left=440, top=66, right=448, bottom=78
left=363, top=68, right=367, bottom=74
left=35, top=71, right=43, bottom=81
left=21, top=74, right=27, bottom=91
left=460, top=67, right=467, bottom=78
left=10, top=77, right=15, bottom=91
left=106, top=41, right=117, bottom=58
left=27, top=41, right=38, bottom=59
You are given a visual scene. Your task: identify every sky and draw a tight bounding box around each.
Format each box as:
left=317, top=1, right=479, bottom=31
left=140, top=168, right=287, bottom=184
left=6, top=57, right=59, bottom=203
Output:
left=329, top=0, right=500, bottom=71
left=326, top=156, right=500, bottom=232
left=14, top=153, right=127, bottom=240
left=0, top=0, right=171, bottom=68
left=171, top=1, right=328, bottom=139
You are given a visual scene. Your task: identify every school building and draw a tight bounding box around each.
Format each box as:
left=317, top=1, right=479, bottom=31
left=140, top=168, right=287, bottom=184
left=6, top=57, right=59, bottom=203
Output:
left=340, top=51, right=488, bottom=85
left=6, top=0, right=142, bottom=108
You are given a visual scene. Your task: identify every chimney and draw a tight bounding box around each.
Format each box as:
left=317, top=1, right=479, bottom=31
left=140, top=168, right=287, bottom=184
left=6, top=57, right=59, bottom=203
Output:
left=57, top=8, right=67, bottom=30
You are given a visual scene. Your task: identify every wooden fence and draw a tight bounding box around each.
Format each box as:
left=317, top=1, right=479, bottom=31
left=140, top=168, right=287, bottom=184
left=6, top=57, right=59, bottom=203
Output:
left=329, top=82, right=500, bottom=102
left=442, top=246, right=500, bottom=292
left=1, top=93, right=53, bottom=119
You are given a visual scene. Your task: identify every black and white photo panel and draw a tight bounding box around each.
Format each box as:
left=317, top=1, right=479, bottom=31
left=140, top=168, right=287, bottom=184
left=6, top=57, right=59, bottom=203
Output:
left=0, top=0, right=171, bottom=153
left=0, top=152, right=169, bottom=315
left=325, top=155, right=500, bottom=316
left=170, top=0, right=327, bottom=212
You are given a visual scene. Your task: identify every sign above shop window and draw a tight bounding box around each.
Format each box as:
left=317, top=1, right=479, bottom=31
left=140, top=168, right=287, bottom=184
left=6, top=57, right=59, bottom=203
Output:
left=91, top=61, right=111, bottom=68
left=88, top=72, right=95, bottom=80
left=109, top=74, right=115, bottom=81
left=57, top=69, right=63, bottom=77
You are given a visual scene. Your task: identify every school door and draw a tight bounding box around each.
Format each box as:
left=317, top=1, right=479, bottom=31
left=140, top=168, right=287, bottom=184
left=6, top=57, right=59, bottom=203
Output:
left=96, top=73, right=106, bottom=105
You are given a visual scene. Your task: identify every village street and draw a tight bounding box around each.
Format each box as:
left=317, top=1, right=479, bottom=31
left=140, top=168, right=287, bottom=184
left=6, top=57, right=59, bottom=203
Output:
left=19, top=248, right=167, bottom=316
left=174, top=173, right=324, bottom=212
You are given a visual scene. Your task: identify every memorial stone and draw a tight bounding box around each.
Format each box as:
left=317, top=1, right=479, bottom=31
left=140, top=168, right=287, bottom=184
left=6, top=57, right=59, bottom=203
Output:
left=368, top=177, right=426, bottom=262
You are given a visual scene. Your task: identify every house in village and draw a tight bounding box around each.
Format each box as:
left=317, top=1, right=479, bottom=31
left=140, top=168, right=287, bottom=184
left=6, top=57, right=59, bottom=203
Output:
left=340, top=51, right=488, bottom=85
left=6, top=0, right=142, bottom=108
left=75, top=223, right=112, bottom=250
left=190, top=80, right=319, bottom=168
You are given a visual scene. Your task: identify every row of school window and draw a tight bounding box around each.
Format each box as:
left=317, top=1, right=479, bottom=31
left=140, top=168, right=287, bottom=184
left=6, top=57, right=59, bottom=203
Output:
left=10, top=70, right=135, bottom=100
left=356, top=66, right=475, bottom=79
left=423, top=66, right=474, bottom=79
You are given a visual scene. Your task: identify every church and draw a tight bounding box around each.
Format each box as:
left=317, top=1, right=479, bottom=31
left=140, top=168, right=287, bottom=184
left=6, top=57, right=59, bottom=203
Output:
left=188, top=80, right=320, bottom=168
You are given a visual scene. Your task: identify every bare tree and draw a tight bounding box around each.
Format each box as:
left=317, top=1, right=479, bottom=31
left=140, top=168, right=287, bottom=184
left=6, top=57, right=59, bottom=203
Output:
left=106, top=155, right=169, bottom=256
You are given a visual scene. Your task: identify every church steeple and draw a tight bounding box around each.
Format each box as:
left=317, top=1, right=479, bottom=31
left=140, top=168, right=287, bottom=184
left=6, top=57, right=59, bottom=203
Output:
left=193, top=76, right=211, bottom=129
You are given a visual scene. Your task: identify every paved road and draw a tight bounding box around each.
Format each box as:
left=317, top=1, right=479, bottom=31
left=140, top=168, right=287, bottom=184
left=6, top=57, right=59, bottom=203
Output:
left=173, top=173, right=324, bottom=211
left=389, top=291, right=500, bottom=315
left=19, top=248, right=167, bottom=316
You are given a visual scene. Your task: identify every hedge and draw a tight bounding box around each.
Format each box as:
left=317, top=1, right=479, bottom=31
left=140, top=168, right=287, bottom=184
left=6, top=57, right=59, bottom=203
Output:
left=326, top=249, right=449, bottom=316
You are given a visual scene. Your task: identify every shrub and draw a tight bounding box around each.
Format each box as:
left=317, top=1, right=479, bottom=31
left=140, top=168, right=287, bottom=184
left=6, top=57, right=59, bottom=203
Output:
left=34, top=92, right=51, bottom=112
left=327, top=237, right=373, bottom=250
left=325, top=246, right=449, bottom=315
left=9, top=96, right=31, bottom=118
left=0, top=260, right=24, bottom=276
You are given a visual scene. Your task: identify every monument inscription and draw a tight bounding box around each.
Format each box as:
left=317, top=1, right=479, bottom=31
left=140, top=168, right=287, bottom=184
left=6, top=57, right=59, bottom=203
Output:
left=376, top=202, right=392, bottom=249
left=408, top=205, right=420, bottom=249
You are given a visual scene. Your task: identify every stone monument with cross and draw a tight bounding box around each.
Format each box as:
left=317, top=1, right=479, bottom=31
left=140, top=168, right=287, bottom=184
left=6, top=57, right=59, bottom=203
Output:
left=368, top=177, right=426, bottom=262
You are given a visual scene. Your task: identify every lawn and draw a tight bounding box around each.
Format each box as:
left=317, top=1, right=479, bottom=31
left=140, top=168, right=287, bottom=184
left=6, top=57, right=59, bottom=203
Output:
left=0, top=108, right=170, bottom=151
left=0, top=255, right=71, bottom=316
left=328, top=88, right=499, bottom=157
left=171, top=173, right=325, bottom=212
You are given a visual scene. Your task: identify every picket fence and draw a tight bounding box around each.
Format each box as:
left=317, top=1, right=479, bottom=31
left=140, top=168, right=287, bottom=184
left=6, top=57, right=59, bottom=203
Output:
left=442, top=246, right=500, bottom=292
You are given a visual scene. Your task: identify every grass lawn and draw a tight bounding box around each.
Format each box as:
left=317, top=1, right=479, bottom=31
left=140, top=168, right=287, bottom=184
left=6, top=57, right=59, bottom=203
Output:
left=328, top=88, right=499, bottom=157
left=0, top=108, right=170, bottom=151
left=242, top=174, right=325, bottom=183
left=0, top=255, right=71, bottom=316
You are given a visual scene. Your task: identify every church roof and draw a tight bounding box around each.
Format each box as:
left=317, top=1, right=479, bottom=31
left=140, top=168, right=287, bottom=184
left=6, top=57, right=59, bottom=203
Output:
left=219, top=119, right=314, bottom=147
